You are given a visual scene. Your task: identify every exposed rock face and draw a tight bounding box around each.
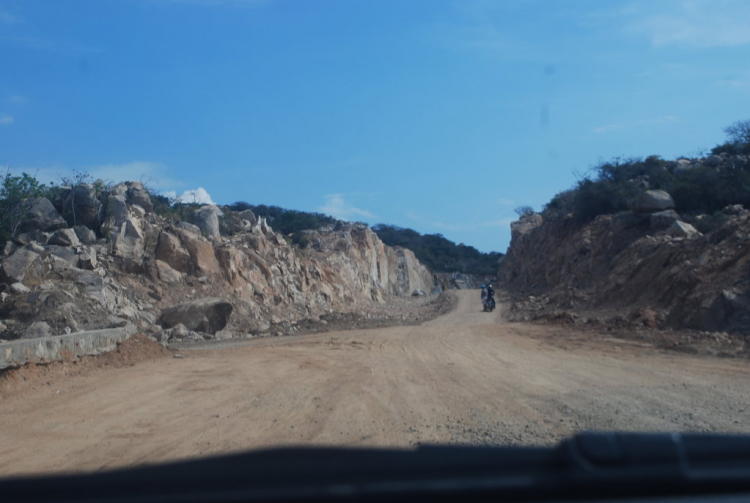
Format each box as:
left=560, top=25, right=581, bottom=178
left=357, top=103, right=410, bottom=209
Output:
left=159, top=298, right=233, bottom=334
left=502, top=205, right=750, bottom=334
left=0, top=182, right=435, bottom=341
left=630, top=190, right=675, bottom=213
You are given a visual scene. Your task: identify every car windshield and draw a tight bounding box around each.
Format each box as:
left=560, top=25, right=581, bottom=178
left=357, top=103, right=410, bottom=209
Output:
left=0, top=0, right=749, bottom=481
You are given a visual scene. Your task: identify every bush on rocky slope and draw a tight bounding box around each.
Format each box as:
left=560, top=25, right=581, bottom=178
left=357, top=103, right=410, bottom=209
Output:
left=0, top=171, right=60, bottom=248
left=542, top=121, right=750, bottom=224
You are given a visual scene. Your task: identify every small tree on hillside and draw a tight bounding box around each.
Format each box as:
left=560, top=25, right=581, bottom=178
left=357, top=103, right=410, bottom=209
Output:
left=0, top=169, right=56, bottom=246
left=724, top=120, right=750, bottom=146
left=513, top=206, right=535, bottom=217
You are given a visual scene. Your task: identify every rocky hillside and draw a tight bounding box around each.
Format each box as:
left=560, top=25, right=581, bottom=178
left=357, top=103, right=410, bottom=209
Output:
left=0, top=181, right=434, bottom=343
left=502, top=152, right=750, bottom=336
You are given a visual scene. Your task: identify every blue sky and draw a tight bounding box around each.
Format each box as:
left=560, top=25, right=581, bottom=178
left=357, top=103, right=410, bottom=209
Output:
left=1, top=0, right=749, bottom=252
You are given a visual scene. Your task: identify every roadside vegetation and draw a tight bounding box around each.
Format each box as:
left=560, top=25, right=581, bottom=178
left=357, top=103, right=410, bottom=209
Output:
left=542, top=120, right=750, bottom=225
left=0, top=171, right=59, bottom=248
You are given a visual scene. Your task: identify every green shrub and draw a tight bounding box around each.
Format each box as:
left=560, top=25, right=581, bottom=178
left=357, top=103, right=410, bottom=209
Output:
left=694, top=212, right=728, bottom=234
left=0, top=170, right=59, bottom=248
left=513, top=206, right=535, bottom=217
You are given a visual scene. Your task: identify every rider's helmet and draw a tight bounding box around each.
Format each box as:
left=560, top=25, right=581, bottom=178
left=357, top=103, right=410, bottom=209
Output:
left=481, top=285, right=486, bottom=288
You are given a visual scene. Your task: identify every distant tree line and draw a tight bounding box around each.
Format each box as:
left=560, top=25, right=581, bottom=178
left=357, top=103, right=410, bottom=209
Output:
left=371, top=224, right=504, bottom=275
left=226, top=203, right=504, bottom=275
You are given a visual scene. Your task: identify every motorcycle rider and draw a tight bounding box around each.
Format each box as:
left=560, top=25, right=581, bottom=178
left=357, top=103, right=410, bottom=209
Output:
left=481, top=285, right=488, bottom=311
left=486, top=284, right=495, bottom=311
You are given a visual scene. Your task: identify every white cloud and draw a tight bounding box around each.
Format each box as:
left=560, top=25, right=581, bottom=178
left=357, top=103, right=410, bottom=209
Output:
left=593, top=123, right=624, bottom=134
left=162, top=187, right=215, bottom=205
left=0, top=114, right=14, bottom=125
left=0, top=8, right=23, bottom=24
left=497, top=198, right=515, bottom=206
left=319, top=194, right=375, bottom=221
left=627, top=0, right=750, bottom=48
left=716, top=77, right=750, bottom=88
left=7, top=95, right=27, bottom=104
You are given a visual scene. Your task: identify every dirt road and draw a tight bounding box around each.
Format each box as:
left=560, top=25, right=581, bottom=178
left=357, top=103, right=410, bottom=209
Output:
left=2, top=291, right=749, bottom=476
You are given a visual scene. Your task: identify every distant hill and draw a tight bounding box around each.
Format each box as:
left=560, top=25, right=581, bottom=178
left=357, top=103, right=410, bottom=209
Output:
left=225, top=202, right=503, bottom=276
left=371, top=224, right=503, bottom=276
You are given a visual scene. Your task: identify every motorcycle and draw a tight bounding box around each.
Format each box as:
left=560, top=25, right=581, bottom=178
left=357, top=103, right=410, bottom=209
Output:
left=483, top=296, right=495, bottom=312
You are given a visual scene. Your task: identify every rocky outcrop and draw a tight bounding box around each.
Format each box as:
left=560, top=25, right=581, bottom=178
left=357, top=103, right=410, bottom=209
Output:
left=630, top=190, right=675, bottom=213
left=159, top=298, right=233, bottom=334
left=0, top=182, right=436, bottom=342
left=502, top=201, right=750, bottom=334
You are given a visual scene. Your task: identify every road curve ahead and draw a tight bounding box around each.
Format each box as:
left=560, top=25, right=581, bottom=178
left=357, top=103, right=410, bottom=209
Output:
left=1, top=290, right=749, bottom=476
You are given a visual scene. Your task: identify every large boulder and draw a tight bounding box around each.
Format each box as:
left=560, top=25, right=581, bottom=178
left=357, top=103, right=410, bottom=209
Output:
left=192, top=205, right=223, bottom=241
left=48, top=228, right=81, bottom=247
left=20, top=198, right=67, bottom=233
left=238, top=209, right=256, bottom=225
left=175, top=221, right=202, bottom=235
left=155, top=231, right=191, bottom=273
left=73, top=225, right=97, bottom=245
left=650, top=209, right=681, bottom=230
left=23, top=321, right=51, bottom=339
left=126, top=183, right=153, bottom=213
left=159, top=298, right=233, bottom=334
left=61, top=185, right=103, bottom=230
left=0, top=246, right=41, bottom=284
left=178, top=229, right=220, bottom=276
left=13, top=229, right=51, bottom=246
left=630, top=190, right=675, bottom=213
left=155, top=259, right=182, bottom=283
left=666, top=220, right=701, bottom=239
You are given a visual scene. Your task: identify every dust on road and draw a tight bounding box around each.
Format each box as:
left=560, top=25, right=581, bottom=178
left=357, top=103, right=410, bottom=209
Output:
left=1, top=290, right=749, bottom=476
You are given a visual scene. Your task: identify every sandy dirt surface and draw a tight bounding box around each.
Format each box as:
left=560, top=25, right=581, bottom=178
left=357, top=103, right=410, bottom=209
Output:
left=1, top=290, right=749, bottom=477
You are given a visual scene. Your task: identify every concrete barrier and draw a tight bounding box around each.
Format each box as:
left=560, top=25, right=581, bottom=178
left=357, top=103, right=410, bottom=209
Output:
left=0, top=326, right=136, bottom=370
